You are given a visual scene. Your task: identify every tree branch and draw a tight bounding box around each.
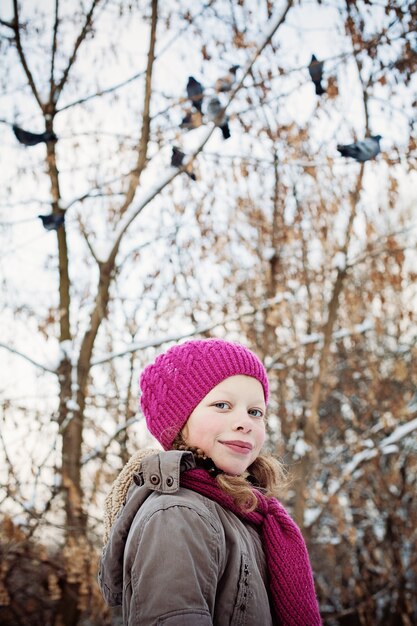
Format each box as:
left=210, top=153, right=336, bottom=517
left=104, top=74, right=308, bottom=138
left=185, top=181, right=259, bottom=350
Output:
left=90, top=292, right=293, bottom=367
left=0, top=342, right=57, bottom=374
left=77, top=215, right=101, bottom=264
left=12, top=0, right=43, bottom=110
left=305, top=416, right=417, bottom=529
left=50, top=0, right=59, bottom=94
left=293, top=164, right=365, bottom=528
left=57, top=68, right=146, bottom=113
left=106, top=0, right=294, bottom=266
left=54, top=0, right=102, bottom=101
left=81, top=416, right=140, bottom=464
left=56, top=1, right=215, bottom=113
left=118, top=0, right=158, bottom=216
left=307, top=164, right=365, bottom=444
left=0, top=18, right=14, bottom=28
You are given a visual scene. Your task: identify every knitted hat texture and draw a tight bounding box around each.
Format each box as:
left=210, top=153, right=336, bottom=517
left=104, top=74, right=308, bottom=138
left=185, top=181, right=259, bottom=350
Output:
left=140, top=338, right=269, bottom=450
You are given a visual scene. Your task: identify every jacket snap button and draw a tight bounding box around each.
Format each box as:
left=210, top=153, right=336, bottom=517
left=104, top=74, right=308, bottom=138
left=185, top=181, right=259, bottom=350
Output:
left=166, top=476, right=174, bottom=487
left=150, top=474, right=160, bottom=485
left=133, top=473, right=144, bottom=486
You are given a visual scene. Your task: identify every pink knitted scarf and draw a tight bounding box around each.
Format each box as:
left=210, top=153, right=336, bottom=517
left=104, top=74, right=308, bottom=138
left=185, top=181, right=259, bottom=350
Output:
left=181, top=468, right=322, bottom=626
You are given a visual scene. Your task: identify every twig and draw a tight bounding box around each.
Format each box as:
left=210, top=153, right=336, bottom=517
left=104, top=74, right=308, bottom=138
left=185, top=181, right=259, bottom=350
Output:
left=49, top=0, right=59, bottom=93
left=12, top=0, right=43, bottom=110
left=81, top=416, right=140, bottom=464
left=117, top=0, right=158, bottom=216
left=0, top=342, right=57, bottom=374
left=77, top=216, right=101, bottom=264
left=54, top=0, right=102, bottom=101
left=56, top=1, right=215, bottom=113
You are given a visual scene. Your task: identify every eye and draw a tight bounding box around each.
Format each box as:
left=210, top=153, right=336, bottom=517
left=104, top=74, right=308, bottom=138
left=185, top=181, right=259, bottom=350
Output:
left=248, top=408, right=264, bottom=419
left=213, top=402, right=230, bottom=410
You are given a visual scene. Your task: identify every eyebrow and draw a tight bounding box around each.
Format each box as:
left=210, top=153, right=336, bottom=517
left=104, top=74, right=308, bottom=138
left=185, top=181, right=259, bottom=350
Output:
left=209, top=392, right=265, bottom=405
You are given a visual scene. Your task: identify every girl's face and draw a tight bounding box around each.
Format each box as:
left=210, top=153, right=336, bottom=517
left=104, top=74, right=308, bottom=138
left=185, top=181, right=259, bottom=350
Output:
left=182, top=375, right=266, bottom=475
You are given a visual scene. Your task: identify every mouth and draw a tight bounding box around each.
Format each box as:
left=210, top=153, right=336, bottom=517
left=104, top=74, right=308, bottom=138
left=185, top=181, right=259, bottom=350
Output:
left=219, top=440, right=254, bottom=455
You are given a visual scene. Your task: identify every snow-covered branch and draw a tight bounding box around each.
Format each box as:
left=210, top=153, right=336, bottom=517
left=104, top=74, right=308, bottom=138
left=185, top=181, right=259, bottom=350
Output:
left=305, top=416, right=417, bottom=528
left=267, top=320, right=374, bottom=370
left=91, top=293, right=290, bottom=367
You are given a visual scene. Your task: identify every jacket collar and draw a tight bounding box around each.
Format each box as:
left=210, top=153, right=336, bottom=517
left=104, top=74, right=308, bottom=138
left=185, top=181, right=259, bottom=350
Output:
left=133, top=450, right=195, bottom=493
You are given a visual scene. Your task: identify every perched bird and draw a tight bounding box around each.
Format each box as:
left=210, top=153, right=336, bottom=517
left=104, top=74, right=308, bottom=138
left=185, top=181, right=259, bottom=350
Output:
left=38, top=213, right=65, bottom=231
left=215, top=65, right=240, bottom=92
left=171, top=146, right=196, bottom=180
left=13, top=124, right=57, bottom=146
left=206, top=97, right=230, bottom=140
left=308, top=55, right=325, bottom=96
left=337, top=135, right=382, bottom=162
left=186, top=77, right=204, bottom=113
left=180, top=109, right=203, bottom=131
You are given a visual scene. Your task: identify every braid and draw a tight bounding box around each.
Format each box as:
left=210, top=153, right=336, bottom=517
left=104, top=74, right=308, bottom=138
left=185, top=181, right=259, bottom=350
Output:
left=172, top=437, right=208, bottom=461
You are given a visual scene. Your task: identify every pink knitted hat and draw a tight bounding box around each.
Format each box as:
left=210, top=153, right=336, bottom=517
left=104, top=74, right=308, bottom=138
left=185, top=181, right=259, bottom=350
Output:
left=140, top=338, right=269, bottom=450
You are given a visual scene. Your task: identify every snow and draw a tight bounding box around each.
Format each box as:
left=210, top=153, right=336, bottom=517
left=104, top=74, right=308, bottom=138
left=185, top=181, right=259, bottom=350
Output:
left=333, top=319, right=374, bottom=339
left=298, top=319, right=374, bottom=348
left=381, top=444, right=399, bottom=455
left=408, top=392, right=417, bottom=412
left=304, top=507, right=322, bottom=527
left=380, top=416, right=417, bottom=447
left=333, top=251, right=346, bottom=270
left=66, top=399, right=80, bottom=411
left=59, top=413, right=74, bottom=432
left=42, top=338, right=75, bottom=371
left=263, top=246, right=276, bottom=260
left=12, top=514, right=28, bottom=526
left=373, top=520, right=386, bottom=541
left=362, top=438, right=375, bottom=448
left=294, top=437, right=311, bottom=458
left=305, top=416, right=417, bottom=528
left=59, top=339, right=73, bottom=361
left=300, top=332, right=323, bottom=346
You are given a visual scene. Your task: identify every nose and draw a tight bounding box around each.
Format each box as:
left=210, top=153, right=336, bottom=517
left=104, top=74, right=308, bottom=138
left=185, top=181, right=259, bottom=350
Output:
left=233, top=411, right=252, bottom=433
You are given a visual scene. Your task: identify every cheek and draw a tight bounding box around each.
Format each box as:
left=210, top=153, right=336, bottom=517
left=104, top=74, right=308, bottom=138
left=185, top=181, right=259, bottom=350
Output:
left=256, top=424, right=266, bottom=447
left=181, top=419, right=209, bottom=447
left=185, top=414, right=223, bottom=447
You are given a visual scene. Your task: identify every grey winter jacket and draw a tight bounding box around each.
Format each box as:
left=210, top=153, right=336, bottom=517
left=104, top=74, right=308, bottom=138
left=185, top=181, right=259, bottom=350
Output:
left=99, top=450, right=274, bottom=625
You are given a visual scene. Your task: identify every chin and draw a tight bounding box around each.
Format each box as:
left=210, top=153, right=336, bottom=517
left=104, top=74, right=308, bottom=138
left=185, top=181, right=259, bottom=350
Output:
left=215, top=461, right=250, bottom=476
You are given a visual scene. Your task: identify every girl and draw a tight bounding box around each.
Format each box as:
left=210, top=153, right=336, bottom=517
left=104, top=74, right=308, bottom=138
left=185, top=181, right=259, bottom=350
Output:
left=99, top=338, right=321, bottom=625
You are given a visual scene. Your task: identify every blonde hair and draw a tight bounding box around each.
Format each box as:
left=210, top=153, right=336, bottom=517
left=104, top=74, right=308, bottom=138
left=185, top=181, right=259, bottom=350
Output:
left=172, top=435, right=288, bottom=513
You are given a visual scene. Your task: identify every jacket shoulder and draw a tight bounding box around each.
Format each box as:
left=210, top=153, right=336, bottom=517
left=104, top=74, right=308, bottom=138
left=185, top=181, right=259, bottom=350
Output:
left=132, top=487, right=224, bottom=534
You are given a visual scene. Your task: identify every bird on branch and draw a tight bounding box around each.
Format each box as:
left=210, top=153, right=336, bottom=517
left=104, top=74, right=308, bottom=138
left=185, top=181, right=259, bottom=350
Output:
left=215, top=65, right=240, bottom=92
left=206, top=97, right=230, bottom=140
left=13, top=124, right=57, bottom=146
left=186, top=76, right=204, bottom=113
left=337, top=135, right=382, bottom=162
left=38, top=213, right=65, bottom=231
left=171, top=147, right=196, bottom=180
left=308, top=55, right=325, bottom=96
left=180, top=109, right=203, bottom=131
